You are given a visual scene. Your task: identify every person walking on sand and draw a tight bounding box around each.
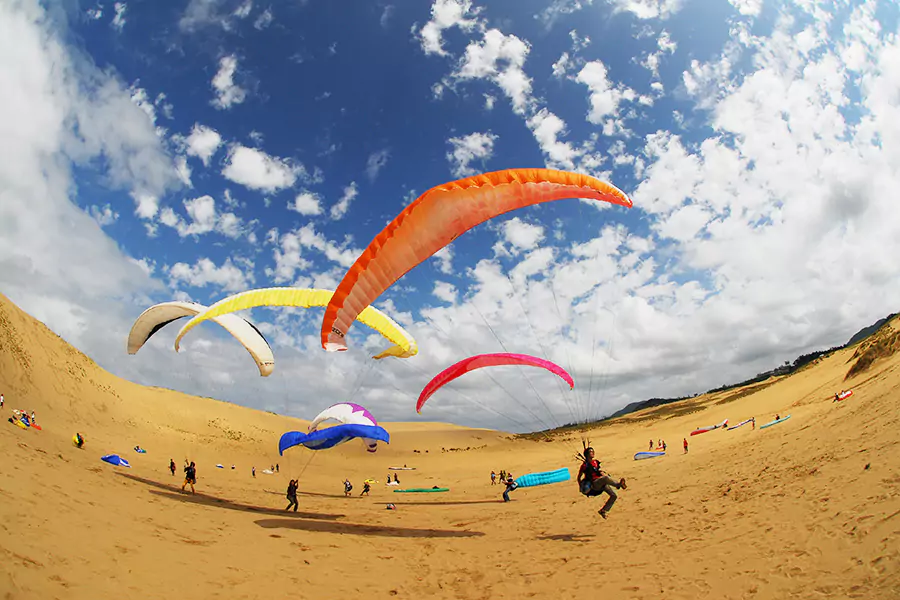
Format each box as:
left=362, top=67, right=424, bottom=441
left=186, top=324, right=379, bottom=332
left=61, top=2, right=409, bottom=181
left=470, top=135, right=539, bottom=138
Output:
left=662, top=440, right=667, bottom=452
left=683, top=438, right=688, bottom=454
left=393, top=473, right=399, bottom=484
left=360, top=481, right=371, bottom=496
left=649, top=439, right=653, bottom=451
left=169, top=459, right=176, bottom=476
left=577, top=447, right=627, bottom=520
left=491, top=470, right=497, bottom=485
left=343, top=479, right=353, bottom=497
left=285, top=479, right=299, bottom=512
left=181, top=461, right=197, bottom=494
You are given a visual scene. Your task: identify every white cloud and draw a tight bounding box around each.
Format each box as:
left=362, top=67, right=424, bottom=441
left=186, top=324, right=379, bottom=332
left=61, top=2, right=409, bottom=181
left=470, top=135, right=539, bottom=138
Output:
left=289, top=191, right=322, bottom=216
left=330, top=182, right=358, bottom=220
left=167, top=257, right=252, bottom=292
left=233, top=0, right=252, bottom=19
left=365, top=149, right=390, bottom=181
left=380, top=5, right=394, bottom=28
left=433, top=281, right=458, bottom=303
left=576, top=60, right=637, bottom=126
left=418, top=0, right=481, bottom=56
left=728, top=0, right=762, bottom=17
left=211, top=55, right=247, bottom=110
left=86, top=6, right=102, bottom=20
left=483, top=93, right=495, bottom=110
left=537, top=0, right=595, bottom=31
left=111, top=2, right=126, bottom=30
left=183, top=123, right=223, bottom=166
left=446, top=131, right=497, bottom=178
left=454, top=29, right=533, bottom=115
left=610, top=0, right=683, bottom=20
left=221, top=145, right=302, bottom=192
left=89, top=204, right=119, bottom=227
left=499, top=218, right=545, bottom=252
left=158, top=195, right=247, bottom=239
left=433, top=246, right=454, bottom=275
left=253, top=7, right=272, bottom=30
left=174, top=155, right=192, bottom=187
left=552, top=52, right=570, bottom=78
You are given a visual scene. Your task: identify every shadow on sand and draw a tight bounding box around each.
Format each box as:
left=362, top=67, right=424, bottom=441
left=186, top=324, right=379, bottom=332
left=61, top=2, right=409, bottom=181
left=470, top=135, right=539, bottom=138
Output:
left=117, top=473, right=345, bottom=521
left=255, top=518, right=486, bottom=538
left=536, top=533, right=595, bottom=542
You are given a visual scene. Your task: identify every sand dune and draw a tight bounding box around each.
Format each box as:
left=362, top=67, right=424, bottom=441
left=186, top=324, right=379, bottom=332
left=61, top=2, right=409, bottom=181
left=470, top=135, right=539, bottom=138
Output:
left=1, top=292, right=898, bottom=599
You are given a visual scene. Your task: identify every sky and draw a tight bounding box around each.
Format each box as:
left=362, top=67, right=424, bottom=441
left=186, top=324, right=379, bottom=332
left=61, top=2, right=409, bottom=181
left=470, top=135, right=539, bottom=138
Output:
left=1, top=0, right=899, bottom=433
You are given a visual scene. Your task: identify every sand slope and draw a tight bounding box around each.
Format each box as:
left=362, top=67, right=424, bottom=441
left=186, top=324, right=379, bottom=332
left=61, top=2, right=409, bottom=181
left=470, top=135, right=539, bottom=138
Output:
left=1, top=293, right=898, bottom=599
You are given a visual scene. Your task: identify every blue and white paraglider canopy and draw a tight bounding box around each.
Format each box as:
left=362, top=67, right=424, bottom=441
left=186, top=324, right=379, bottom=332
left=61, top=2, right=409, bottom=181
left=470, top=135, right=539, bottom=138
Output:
left=279, top=424, right=390, bottom=455
left=100, top=454, right=131, bottom=467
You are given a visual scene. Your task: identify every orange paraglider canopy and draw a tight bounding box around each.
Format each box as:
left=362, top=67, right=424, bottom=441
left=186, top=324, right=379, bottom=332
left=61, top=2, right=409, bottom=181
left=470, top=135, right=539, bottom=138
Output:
left=321, top=168, right=632, bottom=352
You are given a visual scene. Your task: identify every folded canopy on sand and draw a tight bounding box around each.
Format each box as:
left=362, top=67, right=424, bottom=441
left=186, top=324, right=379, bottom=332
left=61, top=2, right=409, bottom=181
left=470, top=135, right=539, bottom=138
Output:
left=101, top=454, right=131, bottom=467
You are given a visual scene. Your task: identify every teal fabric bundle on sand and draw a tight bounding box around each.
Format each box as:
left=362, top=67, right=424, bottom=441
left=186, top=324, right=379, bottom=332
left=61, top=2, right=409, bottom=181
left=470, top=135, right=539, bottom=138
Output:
left=514, top=468, right=570, bottom=488
left=760, top=414, right=792, bottom=429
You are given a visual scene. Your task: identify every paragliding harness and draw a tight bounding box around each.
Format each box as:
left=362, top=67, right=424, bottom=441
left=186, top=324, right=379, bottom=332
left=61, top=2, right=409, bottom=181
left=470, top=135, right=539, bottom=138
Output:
left=577, top=442, right=604, bottom=497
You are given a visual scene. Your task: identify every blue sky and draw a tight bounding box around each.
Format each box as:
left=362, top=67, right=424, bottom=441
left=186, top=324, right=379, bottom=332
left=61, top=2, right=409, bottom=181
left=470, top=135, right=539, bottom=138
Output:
left=2, top=0, right=900, bottom=432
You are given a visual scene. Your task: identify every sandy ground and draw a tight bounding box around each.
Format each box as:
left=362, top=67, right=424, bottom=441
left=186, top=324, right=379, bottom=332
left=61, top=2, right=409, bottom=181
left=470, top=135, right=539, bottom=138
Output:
left=1, top=292, right=898, bottom=600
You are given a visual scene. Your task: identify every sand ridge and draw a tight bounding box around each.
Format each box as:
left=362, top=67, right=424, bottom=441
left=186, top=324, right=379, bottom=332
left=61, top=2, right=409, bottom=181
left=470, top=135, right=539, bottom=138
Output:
left=1, top=292, right=899, bottom=599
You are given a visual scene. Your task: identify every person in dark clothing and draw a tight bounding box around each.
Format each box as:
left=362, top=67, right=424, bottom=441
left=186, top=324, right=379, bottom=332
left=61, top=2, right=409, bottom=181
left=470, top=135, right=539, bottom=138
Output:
left=181, top=461, right=197, bottom=494
left=502, top=474, right=518, bottom=502
left=360, top=481, right=371, bottom=496
left=577, top=447, right=626, bottom=519
left=169, top=459, right=176, bottom=476
left=285, top=479, right=299, bottom=511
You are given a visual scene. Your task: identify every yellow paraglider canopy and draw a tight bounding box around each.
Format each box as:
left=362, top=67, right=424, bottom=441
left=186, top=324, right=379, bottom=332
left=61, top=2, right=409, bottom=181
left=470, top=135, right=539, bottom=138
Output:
left=173, top=288, right=417, bottom=361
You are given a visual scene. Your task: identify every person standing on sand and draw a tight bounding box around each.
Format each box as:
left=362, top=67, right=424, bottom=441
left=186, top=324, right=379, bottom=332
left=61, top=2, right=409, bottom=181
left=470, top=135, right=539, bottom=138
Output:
left=169, top=459, right=176, bottom=476
left=252, top=466, right=256, bottom=478
left=683, top=438, right=688, bottom=454
left=491, top=471, right=497, bottom=485
left=751, top=417, right=756, bottom=430
left=0, top=393, right=4, bottom=408
left=181, top=461, right=197, bottom=494
left=285, top=479, right=299, bottom=512
left=577, top=447, right=627, bottom=520
left=343, top=479, right=353, bottom=497
left=649, top=439, right=653, bottom=451
left=502, top=474, right=517, bottom=502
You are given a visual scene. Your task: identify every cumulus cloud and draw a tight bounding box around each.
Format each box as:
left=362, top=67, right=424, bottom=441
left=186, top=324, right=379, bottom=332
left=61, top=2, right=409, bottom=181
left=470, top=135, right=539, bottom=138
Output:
left=418, top=0, right=481, bottom=56
left=183, top=124, right=223, bottom=166
left=289, top=191, right=323, bottom=216
left=365, top=149, right=390, bottom=182
left=330, top=182, right=358, bottom=220
left=446, top=131, right=497, bottom=177
left=158, top=195, right=248, bottom=239
left=221, top=145, right=303, bottom=192
left=167, top=257, right=253, bottom=292
left=211, top=55, right=247, bottom=110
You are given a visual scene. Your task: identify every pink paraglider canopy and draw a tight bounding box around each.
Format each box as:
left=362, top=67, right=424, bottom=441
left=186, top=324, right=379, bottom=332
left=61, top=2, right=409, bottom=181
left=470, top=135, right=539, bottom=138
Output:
left=416, top=353, right=574, bottom=413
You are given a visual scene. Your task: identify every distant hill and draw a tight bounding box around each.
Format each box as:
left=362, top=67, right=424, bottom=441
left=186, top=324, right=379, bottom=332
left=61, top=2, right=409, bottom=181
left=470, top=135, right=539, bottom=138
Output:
left=592, top=311, right=899, bottom=424
left=846, top=313, right=898, bottom=346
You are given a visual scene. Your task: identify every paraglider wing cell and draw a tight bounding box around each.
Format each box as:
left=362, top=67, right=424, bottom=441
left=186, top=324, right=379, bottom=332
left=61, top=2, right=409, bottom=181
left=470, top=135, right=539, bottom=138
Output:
left=416, top=353, right=575, bottom=413
left=322, top=168, right=632, bottom=353
left=127, top=301, right=275, bottom=377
